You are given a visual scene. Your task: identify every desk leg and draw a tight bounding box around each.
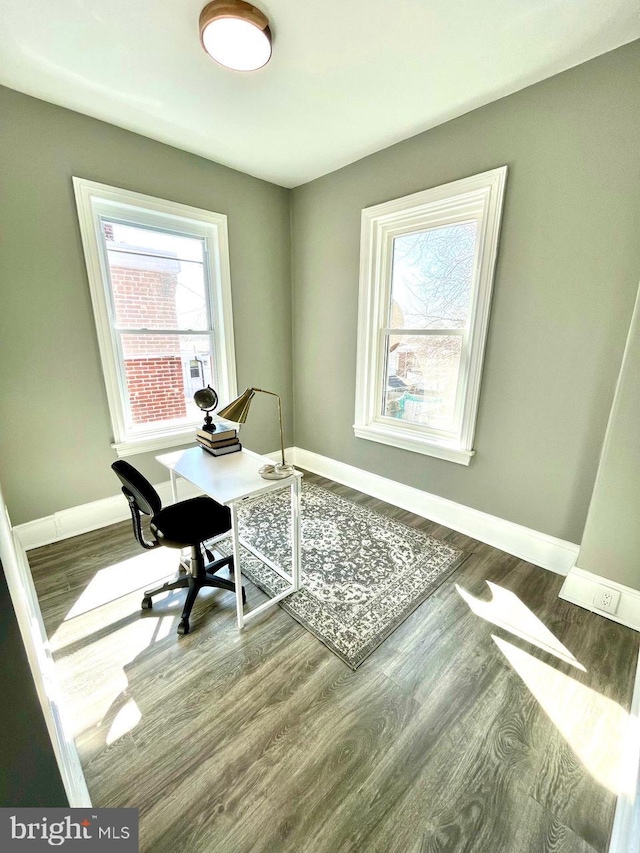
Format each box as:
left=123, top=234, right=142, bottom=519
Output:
left=169, top=470, right=178, bottom=504
left=231, top=502, right=244, bottom=629
left=291, top=477, right=301, bottom=591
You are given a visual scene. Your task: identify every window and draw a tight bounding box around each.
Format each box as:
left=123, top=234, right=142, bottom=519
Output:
left=73, top=178, right=237, bottom=457
left=354, top=167, right=507, bottom=465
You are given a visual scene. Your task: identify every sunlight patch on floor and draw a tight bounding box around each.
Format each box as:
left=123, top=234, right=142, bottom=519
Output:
left=106, top=698, right=142, bottom=746
left=54, top=614, right=161, bottom=739
left=154, top=614, right=176, bottom=642
left=48, top=543, right=200, bottom=743
left=63, top=549, right=178, bottom=621
left=64, top=613, right=180, bottom=743
left=494, top=635, right=639, bottom=795
left=456, top=581, right=586, bottom=670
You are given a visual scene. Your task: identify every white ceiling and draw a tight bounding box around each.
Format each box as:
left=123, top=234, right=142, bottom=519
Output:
left=1, top=1, right=639, bottom=187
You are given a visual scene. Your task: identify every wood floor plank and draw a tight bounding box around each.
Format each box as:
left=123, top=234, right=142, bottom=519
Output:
left=27, top=471, right=640, bottom=853
left=416, top=795, right=600, bottom=853
left=140, top=659, right=421, bottom=853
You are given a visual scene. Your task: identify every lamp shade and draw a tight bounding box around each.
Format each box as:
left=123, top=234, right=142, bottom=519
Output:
left=199, top=0, right=272, bottom=72
left=218, top=388, right=255, bottom=423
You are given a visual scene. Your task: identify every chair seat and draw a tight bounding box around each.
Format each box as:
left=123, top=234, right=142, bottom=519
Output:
left=151, top=496, right=231, bottom=550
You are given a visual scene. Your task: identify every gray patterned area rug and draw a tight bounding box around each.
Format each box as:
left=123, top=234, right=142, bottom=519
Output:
left=225, top=483, right=466, bottom=669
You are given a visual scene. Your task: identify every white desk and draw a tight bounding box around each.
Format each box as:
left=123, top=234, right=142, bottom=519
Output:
left=156, top=447, right=302, bottom=629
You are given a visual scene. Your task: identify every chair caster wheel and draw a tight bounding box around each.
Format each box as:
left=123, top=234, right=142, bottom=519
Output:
left=177, top=619, right=190, bottom=635
left=242, top=587, right=247, bottom=605
left=141, top=596, right=153, bottom=610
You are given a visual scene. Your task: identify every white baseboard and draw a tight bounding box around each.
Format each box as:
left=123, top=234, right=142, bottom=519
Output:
left=559, top=567, right=640, bottom=633
left=15, top=480, right=199, bottom=551
left=16, top=446, right=578, bottom=574
left=289, top=447, right=579, bottom=575
left=15, top=449, right=286, bottom=551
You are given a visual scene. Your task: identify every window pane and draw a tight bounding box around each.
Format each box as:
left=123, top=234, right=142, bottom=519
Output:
left=107, top=251, right=208, bottom=331
left=120, top=333, right=213, bottom=429
left=383, top=334, right=462, bottom=430
left=390, top=222, right=477, bottom=330
left=102, top=220, right=204, bottom=262
left=102, top=220, right=208, bottom=331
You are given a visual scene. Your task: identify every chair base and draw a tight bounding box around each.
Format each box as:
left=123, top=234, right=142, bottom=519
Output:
left=142, top=552, right=244, bottom=635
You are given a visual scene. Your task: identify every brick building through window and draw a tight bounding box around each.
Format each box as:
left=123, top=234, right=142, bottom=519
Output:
left=105, top=225, right=212, bottom=427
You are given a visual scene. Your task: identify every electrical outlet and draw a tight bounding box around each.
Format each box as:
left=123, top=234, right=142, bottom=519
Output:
left=593, top=586, right=621, bottom=615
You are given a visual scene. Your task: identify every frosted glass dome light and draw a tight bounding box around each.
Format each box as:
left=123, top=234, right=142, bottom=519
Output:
left=199, top=1, right=272, bottom=72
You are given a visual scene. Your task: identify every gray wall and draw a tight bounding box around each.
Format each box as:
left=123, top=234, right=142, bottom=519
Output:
left=0, top=86, right=292, bottom=525
left=291, top=40, right=640, bottom=544
left=576, top=285, right=640, bottom=589
left=3, top=41, right=640, bottom=543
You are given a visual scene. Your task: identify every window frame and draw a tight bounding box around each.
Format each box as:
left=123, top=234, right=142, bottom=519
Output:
left=354, top=167, right=507, bottom=465
left=73, top=178, right=237, bottom=457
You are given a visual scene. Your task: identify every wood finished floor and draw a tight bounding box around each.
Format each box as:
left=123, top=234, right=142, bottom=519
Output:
left=29, top=472, right=639, bottom=853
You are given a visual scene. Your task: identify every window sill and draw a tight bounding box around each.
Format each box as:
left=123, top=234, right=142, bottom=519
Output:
left=353, top=423, right=474, bottom=466
left=112, top=428, right=198, bottom=458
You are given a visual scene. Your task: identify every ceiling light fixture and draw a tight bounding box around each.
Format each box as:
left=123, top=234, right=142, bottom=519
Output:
left=199, top=0, right=272, bottom=72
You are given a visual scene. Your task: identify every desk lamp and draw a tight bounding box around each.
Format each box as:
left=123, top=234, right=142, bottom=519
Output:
left=218, top=387, right=294, bottom=480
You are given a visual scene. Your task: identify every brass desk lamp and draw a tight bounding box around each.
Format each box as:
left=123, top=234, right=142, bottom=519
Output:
left=218, top=387, right=294, bottom=480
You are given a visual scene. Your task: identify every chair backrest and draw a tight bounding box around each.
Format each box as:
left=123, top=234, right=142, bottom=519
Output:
left=111, top=460, right=162, bottom=517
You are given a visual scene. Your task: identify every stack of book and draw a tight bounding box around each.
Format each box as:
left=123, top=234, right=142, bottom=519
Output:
left=195, top=422, right=241, bottom=457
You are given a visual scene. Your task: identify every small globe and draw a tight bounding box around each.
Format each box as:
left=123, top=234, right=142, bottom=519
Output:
left=194, top=386, right=218, bottom=413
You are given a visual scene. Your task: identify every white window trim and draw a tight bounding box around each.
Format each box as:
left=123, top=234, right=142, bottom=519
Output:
left=73, top=178, right=237, bottom=457
left=354, top=166, right=507, bottom=465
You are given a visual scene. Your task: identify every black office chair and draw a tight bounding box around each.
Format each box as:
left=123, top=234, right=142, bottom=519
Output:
left=112, top=460, right=245, bottom=635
